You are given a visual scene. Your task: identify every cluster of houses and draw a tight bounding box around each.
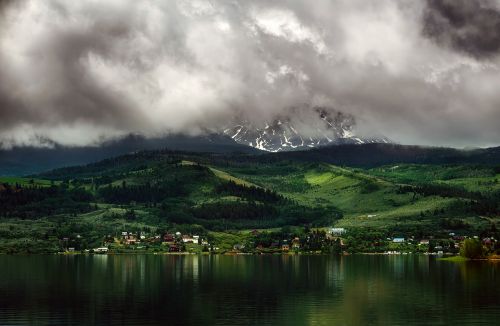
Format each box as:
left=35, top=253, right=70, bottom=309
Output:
left=112, top=231, right=211, bottom=252
left=384, top=233, right=497, bottom=255
left=242, top=237, right=302, bottom=252
left=60, top=226, right=497, bottom=255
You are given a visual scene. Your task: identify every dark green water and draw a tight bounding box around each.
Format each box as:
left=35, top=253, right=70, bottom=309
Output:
left=0, top=255, right=498, bottom=325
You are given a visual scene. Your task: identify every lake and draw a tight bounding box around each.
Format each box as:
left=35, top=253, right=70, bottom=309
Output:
left=0, top=254, right=498, bottom=325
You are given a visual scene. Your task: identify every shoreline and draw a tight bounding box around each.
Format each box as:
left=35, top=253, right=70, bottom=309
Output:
left=2, top=251, right=499, bottom=260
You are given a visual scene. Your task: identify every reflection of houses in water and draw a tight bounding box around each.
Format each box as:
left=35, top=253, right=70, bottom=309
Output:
left=326, top=256, right=345, bottom=287
left=192, top=256, right=199, bottom=282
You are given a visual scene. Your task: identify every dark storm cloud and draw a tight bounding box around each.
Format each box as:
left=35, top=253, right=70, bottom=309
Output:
left=423, top=0, right=500, bottom=58
left=0, top=0, right=499, bottom=148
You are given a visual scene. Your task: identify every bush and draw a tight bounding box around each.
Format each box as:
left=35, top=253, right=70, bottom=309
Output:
left=460, top=238, right=484, bottom=259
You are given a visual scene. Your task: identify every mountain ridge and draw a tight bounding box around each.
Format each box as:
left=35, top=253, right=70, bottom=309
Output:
left=223, top=109, right=390, bottom=152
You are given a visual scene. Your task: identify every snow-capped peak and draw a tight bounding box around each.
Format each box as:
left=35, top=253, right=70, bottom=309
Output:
left=223, top=108, right=390, bottom=152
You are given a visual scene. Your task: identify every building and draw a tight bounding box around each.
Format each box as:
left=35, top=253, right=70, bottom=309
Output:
left=182, top=235, right=199, bottom=243
left=169, top=245, right=180, bottom=252
left=270, top=241, right=280, bottom=248
left=392, top=238, right=405, bottom=243
left=330, top=228, right=346, bottom=236
left=233, top=244, right=245, bottom=251
left=94, top=247, right=108, bottom=253
left=124, top=233, right=138, bottom=245
left=281, top=244, right=290, bottom=251
left=163, top=234, right=175, bottom=242
left=419, top=239, right=430, bottom=245
left=292, top=237, right=301, bottom=249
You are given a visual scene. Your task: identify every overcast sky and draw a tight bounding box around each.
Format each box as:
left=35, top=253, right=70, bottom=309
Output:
left=1, top=0, right=500, bottom=149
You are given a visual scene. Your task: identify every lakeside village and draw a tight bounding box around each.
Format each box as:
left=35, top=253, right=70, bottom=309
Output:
left=60, top=227, right=500, bottom=259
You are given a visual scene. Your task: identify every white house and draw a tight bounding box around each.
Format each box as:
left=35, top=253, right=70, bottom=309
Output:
left=330, top=228, right=346, bottom=236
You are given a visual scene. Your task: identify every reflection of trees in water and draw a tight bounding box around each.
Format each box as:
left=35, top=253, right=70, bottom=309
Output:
left=0, top=255, right=499, bottom=325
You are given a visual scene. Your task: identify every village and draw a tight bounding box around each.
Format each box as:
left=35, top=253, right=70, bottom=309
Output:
left=59, top=227, right=499, bottom=258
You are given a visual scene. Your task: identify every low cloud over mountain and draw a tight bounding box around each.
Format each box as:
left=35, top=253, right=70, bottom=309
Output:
left=1, top=0, right=500, bottom=149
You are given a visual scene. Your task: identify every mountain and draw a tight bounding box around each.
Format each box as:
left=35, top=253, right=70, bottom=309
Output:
left=223, top=109, right=390, bottom=152
left=0, top=134, right=260, bottom=176
left=0, top=109, right=396, bottom=175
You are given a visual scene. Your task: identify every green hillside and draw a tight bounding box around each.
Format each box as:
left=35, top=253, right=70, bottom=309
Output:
left=0, top=150, right=499, bottom=253
left=222, top=162, right=498, bottom=232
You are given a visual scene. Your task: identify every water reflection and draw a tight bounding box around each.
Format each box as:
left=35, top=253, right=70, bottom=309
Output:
left=0, top=255, right=498, bottom=325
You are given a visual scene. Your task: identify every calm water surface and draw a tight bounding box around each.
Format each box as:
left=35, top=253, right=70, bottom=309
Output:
left=0, top=254, right=498, bottom=325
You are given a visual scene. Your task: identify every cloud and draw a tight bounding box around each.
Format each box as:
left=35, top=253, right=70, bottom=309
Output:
left=423, top=0, right=500, bottom=58
left=0, top=0, right=499, bottom=149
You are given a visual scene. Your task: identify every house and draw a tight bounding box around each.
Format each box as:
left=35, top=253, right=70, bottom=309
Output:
left=122, top=233, right=138, bottom=245
left=169, top=245, right=180, bottom=252
left=392, top=238, right=405, bottom=243
left=292, top=237, right=301, bottom=249
left=163, top=234, right=175, bottom=242
left=483, top=238, right=494, bottom=248
left=233, top=244, right=245, bottom=251
left=330, top=228, right=346, bottom=236
left=270, top=241, right=280, bottom=248
left=121, top=232, right=128, bottom=237
left=419, top=239, right=430, bottom=245
left=281, top=244, right=290, bottom=251
left=182, top=235, right=197, bottom=243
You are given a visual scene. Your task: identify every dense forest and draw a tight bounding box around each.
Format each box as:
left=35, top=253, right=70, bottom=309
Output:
left=0, top=183, right=93, bottom=219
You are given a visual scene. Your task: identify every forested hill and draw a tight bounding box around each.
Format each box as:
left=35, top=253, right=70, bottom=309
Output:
left=266, top=143, right=500, bottom=168
left=0, top=134, right=260, bottom=176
